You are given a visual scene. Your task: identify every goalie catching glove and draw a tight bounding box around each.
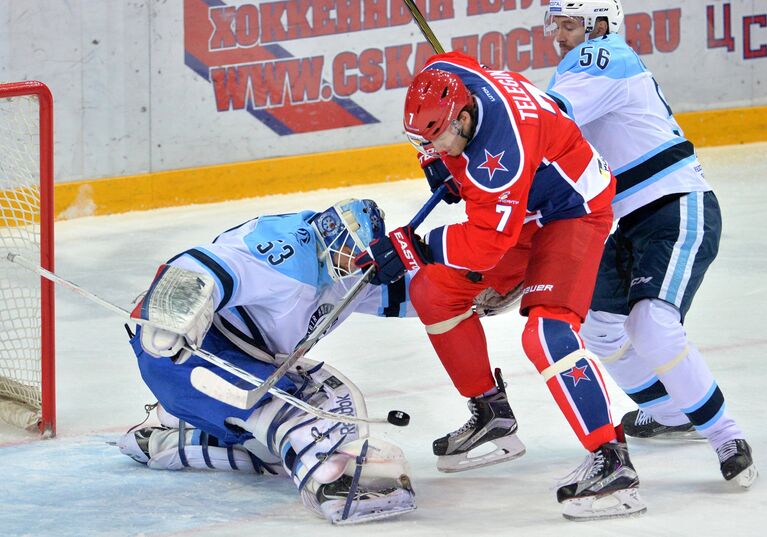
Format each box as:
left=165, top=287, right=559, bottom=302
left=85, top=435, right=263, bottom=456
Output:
left=131, top=264, right=217, bottom=364
left=354, top=226, right=431, bottom=285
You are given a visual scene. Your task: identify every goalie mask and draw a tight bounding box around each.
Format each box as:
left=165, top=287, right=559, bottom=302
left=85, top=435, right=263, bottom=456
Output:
left=310, top=199, right=385, bottom=282
left=544, top=0, right=624, bottom=35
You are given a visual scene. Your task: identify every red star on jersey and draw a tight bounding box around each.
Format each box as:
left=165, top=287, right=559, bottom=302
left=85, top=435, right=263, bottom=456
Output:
left=477, top=149, right=508, bottom=181
left=563, top=364, right=591, bottom=386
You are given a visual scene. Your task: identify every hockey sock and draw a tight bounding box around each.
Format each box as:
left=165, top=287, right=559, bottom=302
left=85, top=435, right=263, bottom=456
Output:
left=626, top=299, right=744, bottom=448
left=425, top=310, right=495, bottom=397
left=522, top=309, right=615, bottom=451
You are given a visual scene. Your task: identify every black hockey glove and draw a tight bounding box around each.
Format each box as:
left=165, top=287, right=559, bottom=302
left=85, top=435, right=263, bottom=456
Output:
left=354, top=226, right=431, bottom=285
left=419, top=152, right=461, bottom=205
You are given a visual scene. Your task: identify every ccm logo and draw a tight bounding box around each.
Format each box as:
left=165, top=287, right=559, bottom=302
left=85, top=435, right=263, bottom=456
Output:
left=393, top=231, right=420, bottom=271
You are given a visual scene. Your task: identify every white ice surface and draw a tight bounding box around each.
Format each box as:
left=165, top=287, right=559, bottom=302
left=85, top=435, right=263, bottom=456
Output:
left=1, top=143, right=766, bottom=536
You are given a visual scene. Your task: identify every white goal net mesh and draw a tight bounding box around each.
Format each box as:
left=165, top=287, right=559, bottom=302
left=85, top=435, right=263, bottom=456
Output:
left=0, top=91, right=44, bottom=429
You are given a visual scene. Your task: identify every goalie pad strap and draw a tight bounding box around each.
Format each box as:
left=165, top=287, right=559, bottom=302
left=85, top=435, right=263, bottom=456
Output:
left=342, top=439, right=369, bottom=522
left=227, top=446, right=238, bottom=470
left=292, top=423, right=343, bottom=479
left=178, top=420, right=190, bottom=468
left=200, top=431, right=214, bottom=469
left=297, top=435, right=347, bottom=493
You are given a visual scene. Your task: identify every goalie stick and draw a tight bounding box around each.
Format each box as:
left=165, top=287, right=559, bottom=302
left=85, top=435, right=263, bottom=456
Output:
left=2, top=251, right=404, bottom=426
left=203, top=183, right=449, bottom=410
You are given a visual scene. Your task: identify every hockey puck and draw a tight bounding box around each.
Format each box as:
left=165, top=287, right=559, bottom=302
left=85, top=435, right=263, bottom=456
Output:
left=387, top=410, right=411, bottom=427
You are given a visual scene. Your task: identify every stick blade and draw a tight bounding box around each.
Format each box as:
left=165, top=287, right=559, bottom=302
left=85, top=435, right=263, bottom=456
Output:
left=190, top=367, right=256, bottom=409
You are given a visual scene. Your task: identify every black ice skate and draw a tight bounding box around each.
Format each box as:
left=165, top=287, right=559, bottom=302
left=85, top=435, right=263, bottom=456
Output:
left=557, top=430, right=647, bottom=521
left=717, top=439, right=758, bottom=488
left=433, top=368, right=525, bottom=473
left=622, top=409, right=703, bottom=440
left=315, top=474, right=416, bottom=525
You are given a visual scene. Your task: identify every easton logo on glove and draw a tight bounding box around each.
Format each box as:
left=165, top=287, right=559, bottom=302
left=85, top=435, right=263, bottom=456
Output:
left=392, top=230, right=422, bottom=272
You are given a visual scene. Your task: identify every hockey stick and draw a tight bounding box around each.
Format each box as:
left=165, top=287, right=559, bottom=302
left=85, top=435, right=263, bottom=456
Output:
left=402, top=0, right=445, bottom=54
left=2, top=251, right=403, bottom=426
left=212, top=183, right=449, bottom=410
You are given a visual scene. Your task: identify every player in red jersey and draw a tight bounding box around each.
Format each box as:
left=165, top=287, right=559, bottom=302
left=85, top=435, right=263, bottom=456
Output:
left=356, top=51, right=645, bottom=521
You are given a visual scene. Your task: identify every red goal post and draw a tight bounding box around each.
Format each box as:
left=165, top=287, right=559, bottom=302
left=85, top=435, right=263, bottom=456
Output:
left=0, top=81, right=55, bottom=437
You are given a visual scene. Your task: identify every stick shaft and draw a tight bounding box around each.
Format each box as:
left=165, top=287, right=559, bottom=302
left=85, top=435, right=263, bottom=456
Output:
left=402, top=0, right=445, bottom=53
left=3, top=251, right=385, bottom=424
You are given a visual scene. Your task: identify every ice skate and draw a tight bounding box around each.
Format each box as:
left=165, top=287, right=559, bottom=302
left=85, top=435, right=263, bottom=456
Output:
left=717, top=439, right=758, bottom=488
left=315, top=474, right=416, bottom=525
left=433, top=368, right=525, bottom=473
left=622, top=409, right=703, bottom=440
left=557, top=431, right=647, bottom=521
left=117, top=426, right=166, bottom=464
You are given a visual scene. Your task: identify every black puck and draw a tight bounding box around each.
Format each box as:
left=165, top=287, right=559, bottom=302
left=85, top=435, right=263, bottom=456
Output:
left=387, top=410, right=410, bottom=427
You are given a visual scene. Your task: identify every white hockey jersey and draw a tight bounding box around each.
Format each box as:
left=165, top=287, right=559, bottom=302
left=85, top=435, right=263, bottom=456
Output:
left=166, top=211, right=414, bottom=358
left=547, top=33, right=710, bottom=218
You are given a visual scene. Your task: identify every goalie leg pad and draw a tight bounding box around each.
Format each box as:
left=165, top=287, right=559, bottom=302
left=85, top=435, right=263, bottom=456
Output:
left=117, top=422, right=282, bottom=473
left=131, top=325, right=297, bottom=446
left=301, top=437, right=416, bottom=525
left=231, top=359, right=416, bottom=524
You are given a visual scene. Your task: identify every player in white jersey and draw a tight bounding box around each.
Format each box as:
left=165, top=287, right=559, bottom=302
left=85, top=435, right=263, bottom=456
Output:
left=116, top=199, right=418, bottom=525
left=543, top=0, right=756, bottom=488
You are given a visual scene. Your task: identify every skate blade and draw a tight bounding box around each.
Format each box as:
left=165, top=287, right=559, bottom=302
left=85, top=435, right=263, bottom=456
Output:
left=631, top=430, right=706, bottom=441
left=625, top=424, right=705, bottom=441
left=731, top=464, right=759, bottom=489
left=437, top=434, right=526, bottom=473
left=328, top=503, right=417, bottom=525
left=562, top=488, right=647, bottom=521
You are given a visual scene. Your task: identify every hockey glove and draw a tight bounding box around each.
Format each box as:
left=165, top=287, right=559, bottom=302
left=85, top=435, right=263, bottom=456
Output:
left=419, top=152, right=461, bottom=205
left=473, top=284, right=523, bottom=318
left=133, top=264, right=216, bottom=364
left=354, top=226, right=431, bottom=285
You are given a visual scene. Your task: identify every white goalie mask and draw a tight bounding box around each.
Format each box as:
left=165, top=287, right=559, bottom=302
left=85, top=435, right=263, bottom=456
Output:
left=310, top=199, right=385, bottom=283
left=544, top=0, right=624, bottom=35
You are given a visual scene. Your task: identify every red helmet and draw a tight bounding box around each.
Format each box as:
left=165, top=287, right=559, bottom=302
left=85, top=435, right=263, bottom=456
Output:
left=403, top=69, right=472, bottom=142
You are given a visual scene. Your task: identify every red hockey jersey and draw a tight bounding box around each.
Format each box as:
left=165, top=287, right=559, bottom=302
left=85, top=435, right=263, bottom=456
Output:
left=420, top=52, right=615, bottom=271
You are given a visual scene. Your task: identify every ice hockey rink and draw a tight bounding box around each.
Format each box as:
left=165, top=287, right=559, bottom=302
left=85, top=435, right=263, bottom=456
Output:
left=2, top=142, right=765, bottom=536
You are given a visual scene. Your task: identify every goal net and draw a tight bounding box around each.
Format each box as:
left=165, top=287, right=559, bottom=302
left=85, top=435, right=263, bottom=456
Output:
left=0, top=81, right=55, bottom=436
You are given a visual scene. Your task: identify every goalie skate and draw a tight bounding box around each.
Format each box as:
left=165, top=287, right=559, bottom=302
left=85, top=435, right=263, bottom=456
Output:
left=433, top=369, right=526, bottom=473
left=557, top=435, right=646, bottom=521
left=622, top=409, right=703, bottom=440
left=316, top=474, right=416, bottom=525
